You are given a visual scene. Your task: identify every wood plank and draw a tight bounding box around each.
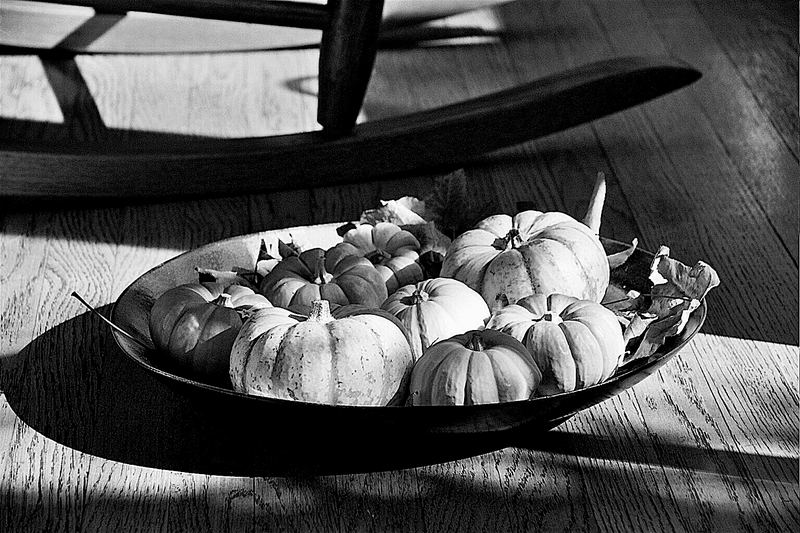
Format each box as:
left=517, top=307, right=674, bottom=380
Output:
left=638, top=0, right=798, bottom=262
left=660, top=0, right=800, bottom=158
left=75, top=50, right=320, bottom=138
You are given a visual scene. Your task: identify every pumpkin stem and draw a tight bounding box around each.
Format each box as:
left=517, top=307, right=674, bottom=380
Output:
left=213, top=293, right=234, bottom=308
left=400, top=288, right=429, bottom=306
left=468, top=332, right=486, bottom=352
left=582, top=171, right=606, bottom=234
left=411, top=288, right=429, bottom=305
left=312, top=253, right=331, bottom=285
left=308, top=299, right=334, bottom=323
left=365, top=248, right=391, bottom=265
left=501, top=227, right=522, bottom=250
left=541, top=311, right=563, bottom=325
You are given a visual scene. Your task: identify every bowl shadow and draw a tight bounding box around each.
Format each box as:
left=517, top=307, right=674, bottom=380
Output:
left=0, top=308, right=527, bottom=476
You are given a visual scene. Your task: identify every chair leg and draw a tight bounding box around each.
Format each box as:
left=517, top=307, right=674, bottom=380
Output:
left=317, top=0, right=385, bottom=137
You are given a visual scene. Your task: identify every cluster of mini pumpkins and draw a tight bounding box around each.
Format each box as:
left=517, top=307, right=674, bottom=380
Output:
left=149, top=180, right=627, bottom=407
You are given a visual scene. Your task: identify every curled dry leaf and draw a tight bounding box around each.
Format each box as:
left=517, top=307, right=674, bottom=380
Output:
left=360, top=196, right=429, bottom=226
left=607, top=238, right=638, bottom=270
left=424, top=169, right=497, bottom=239
left=648, top=246, right=719, bottom=314
left=400, top=222, right=452, bottom=279
left=255, top=238, right=304, bottom=278
left=195, top=267, right=259, bottom=291
left=197, top=238, right=305, bottom=290
left=400, top=222, right=451, bottom=256
left=621, top=246, right=719, bottom=362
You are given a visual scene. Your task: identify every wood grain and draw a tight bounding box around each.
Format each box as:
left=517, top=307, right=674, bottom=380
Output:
left=0, top=0, right=797, bottom=531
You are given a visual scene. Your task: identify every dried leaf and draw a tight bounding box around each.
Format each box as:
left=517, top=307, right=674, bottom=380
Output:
left=255, top=258, right=280, bottom=278
left=607, top=238, right=638, bottom=269
left=647, top=246, right=720, bottom=318
left=619, top=247, right=719, bottom=363
left=626, top=299, right=700, bottom=362
left=257, top=239, right=271, bottom=262
left=336, top=222, right=358, bottom=236
left=195, top=267, right=259, bottom=291
left=360, top=197, right=429, bottom=225
left=277, top=238, right=302, bottom=259
left=400, top=222, right=451, bottom=256
left=424, top=169, right=495, bottom=239
left=622, top=313, right=653, bottom=344
left=401, top=221, right=452, bottom=279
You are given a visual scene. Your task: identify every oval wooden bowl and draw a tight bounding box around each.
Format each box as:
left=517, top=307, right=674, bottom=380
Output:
left=111, top=223, right=706, bottom=476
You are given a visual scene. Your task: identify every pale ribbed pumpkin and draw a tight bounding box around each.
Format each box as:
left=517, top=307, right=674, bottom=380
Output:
left=440, top=174, right=610, bottom=306
left=485, top=293, right=625, bottom=395
left=409, top=329, right=542, bottom=406
left=229, top=300, right=415, bottom=406
left=328, top=222, right=424, bottom=294
left=259, top=247, right=387, bottom=311
left=148, top=282, right=272, bottom=385
left=380, top=277, right=490, bottom=357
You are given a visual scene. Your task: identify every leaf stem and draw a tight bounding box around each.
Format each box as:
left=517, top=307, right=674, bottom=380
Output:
left=603, top=292, right=696, bottom=307
left=71, top=292, right=151, bottom=350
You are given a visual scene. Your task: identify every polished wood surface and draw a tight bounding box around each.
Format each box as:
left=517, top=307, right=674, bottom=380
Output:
left=1, top=1, right=797, bottom=531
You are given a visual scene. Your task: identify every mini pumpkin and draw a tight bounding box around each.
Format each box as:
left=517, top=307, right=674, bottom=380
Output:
left=380, top=277, right=491, bottom=357
left=409, top=329, right=542, bottom=406
left=148, top=282, right=272, bottom=385
left=259, top=247, right=387, bottom=310
left=485, top=293, right=625, bottom=395
left=229, top=299, right=415, bottom=406
left=328, top=222, right=424, bottom=294
left=440, top=174, right=610, bottom=306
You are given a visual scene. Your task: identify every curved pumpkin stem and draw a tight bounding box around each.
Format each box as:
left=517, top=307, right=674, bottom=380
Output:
left=312, top=252, right=330, bottom=285
left=213, top=293, right=234, bottom=308
left=411, top=288, right=430, bottom=305
left=494, top=228, right=522, bottom=251
left=400, top=288, right=430, bottom=307
left=541, top=311, right=563, bottom=325
left=468, top=332, right=486, bottom=352
left=308, top=299, right=334, bottom=324
left=582, top=171, right=607, bottom=234
left=364, top=248, right=391, bottom=265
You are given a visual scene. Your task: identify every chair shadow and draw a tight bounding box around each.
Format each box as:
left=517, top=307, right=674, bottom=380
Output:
left=512, top=430, right=798, bottom=485
left=2, top=465, right=778, bottom=532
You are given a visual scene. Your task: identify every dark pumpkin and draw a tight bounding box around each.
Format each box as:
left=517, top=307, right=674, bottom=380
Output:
left=148, top=282, right=271, bottom=385
left=259, top=247, right=388, bottom=310
left=327, top=222, right=424, bottom=294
